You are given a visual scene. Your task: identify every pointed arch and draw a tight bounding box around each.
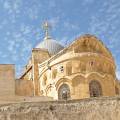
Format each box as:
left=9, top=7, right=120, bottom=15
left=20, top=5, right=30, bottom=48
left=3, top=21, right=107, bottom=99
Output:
left=55, top=78, right=72, bottom=91
left=58, top=84, right=70, bottom=100
left=89, top=80, right=102, bottom=97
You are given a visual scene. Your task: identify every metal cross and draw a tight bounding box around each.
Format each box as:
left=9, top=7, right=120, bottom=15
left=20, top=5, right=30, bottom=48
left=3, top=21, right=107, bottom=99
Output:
left=43, top=21, right=51, bottom=39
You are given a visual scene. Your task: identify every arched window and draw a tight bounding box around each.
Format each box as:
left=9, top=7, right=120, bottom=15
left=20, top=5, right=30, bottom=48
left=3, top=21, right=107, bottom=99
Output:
left=89, top=80, right=102, bottom=97
left=58, top=84, right=70, bottom=100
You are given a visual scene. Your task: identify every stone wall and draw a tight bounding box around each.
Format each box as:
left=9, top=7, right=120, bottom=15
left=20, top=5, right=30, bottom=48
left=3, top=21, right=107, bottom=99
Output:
left=0, top=96, right=53, bottom=104
left=0, top=64, right=15, bottom=96
left=0, top=96, right=120, bottom=120
left=38, top=37, right=117, bottom=99
left=15, top=79, right=34, bottom=96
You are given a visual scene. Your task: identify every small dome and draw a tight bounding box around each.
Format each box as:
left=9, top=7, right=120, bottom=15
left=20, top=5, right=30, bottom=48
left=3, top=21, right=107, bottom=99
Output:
left=36, top=37, right=64, bottom=55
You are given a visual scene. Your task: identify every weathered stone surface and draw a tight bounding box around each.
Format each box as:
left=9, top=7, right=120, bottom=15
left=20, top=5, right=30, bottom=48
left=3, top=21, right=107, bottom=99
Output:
left=15, top=79, right=34, bottom=96
left=18, top=34, right=120, bottom=99
left=0, top=64, right=15, bottom=96
left=0, top=96, right=120, bottom=120
left=0, top=96, right=53, bottom=104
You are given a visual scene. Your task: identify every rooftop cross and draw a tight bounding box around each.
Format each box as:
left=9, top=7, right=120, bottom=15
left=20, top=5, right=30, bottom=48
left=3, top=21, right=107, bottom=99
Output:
left=42, top=21, right=51, bottom=40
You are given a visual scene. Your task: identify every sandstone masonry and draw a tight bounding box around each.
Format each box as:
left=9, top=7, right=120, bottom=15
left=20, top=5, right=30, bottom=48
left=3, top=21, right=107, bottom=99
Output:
left=0, top=96, right=120, bottom=120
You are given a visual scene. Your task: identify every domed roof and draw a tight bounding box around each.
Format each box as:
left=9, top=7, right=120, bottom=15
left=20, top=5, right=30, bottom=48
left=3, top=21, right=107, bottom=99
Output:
left=36, top=37, right=64, bottom=55
left=36, top=21, right=64, bottom=55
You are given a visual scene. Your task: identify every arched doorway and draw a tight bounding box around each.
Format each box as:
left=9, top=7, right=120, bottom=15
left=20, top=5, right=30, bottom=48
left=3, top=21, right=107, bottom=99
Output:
left=89, top=80, right=102, bottom=97
left=58, top=84, right=70, bottom=100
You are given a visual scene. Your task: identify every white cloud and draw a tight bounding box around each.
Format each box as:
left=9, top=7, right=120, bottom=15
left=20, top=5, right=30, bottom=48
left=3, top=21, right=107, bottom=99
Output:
left=5, top=24, right=34, bottom=63
left=89, top=0, right=120, bottom=49
left=48, top=0, right=56, bottom=8
left=2, top=54, right=7, bottom=58
left=2, top=0, right=22, bottom=24
left=20, top=24, right=32, bottom=34
left=59, top=37, right=69, bottom=46
left=48, top=17, right=60, bottom=31
left=3, top=1, right=11, bottom=10
left=64, top=22, right=79, bottom=31
left=16, top=64, right=25, bottom=77
left=82, top=0, right=95, bottom=5
left=3, top=0, right=22, bottom=14
left=116, top=71, right=120, bottom=80
left=63, top=21, right=79, bottom=33
left=26, top=5, right=39, bottom=20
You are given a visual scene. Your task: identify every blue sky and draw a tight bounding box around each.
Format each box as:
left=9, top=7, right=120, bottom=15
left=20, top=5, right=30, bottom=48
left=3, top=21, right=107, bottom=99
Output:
left=0, top=0, right=120, bottom=78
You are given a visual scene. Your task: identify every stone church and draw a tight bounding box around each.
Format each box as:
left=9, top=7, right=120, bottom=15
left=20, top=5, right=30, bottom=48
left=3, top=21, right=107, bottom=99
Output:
left=0, top=22, right=120, bottom=100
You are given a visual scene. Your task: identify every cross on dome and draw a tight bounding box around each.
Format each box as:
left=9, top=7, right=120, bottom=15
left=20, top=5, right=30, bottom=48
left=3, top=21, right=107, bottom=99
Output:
left=35, top=21, right=64, bottom=55
left=42, top=21, right=51, bottom=40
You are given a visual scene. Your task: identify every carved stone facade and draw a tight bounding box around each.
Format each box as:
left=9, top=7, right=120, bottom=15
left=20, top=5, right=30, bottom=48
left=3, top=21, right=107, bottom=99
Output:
left=18, top=34, right=120, bottom=100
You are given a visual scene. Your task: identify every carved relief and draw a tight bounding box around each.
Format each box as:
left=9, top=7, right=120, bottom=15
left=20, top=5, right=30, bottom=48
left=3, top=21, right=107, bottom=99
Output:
left=81, top=62, right=86, bottom=72
left=72, top=61, right=80, bottom=73
left=72, top=35, right=112, bottom=59
left=42, top=74, right=47, bottom=86
left=52, top=69, right=57, bottom=79
left=66, top=62, right=72, bottom=76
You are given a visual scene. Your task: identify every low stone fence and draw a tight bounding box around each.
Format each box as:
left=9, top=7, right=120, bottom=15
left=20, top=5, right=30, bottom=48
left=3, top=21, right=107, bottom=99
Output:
left=0, top=96, right=120, bottom=120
